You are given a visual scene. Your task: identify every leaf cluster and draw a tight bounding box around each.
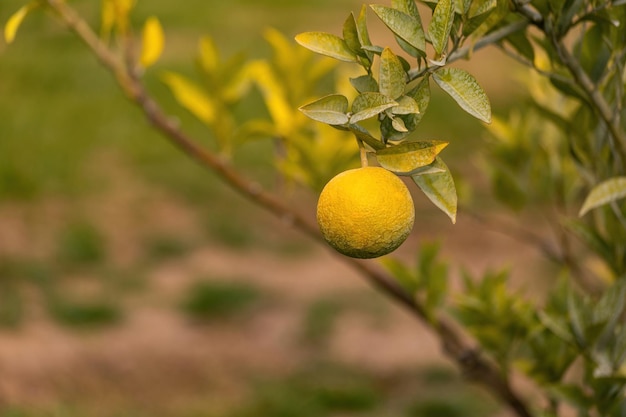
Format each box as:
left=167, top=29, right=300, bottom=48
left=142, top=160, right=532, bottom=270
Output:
left=295, top=0, right=505, bottom=223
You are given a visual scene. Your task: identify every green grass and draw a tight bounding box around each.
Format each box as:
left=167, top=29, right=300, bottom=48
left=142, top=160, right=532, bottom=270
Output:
left=235, top=362, right=382, bottom=417
left=0, top=280, right=23, bottom=328
left=300, top=297, right=344, bottom=347
left=47, top=299, right=122, bottom=328
left=180, top=279, right=264, bottom=321
left=56, top=221, right=107, bottom=267
left=144, top=234, right=192, bottom=261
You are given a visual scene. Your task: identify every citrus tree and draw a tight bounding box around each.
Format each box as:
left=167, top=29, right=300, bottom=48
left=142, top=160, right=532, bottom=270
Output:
left=4, top=0, right=626, bottom=416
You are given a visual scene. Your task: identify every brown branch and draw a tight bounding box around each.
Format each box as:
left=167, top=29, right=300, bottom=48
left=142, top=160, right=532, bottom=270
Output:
left=467, top=210, right=604, bottom=296
left=43, top=1, right=534, bottom=416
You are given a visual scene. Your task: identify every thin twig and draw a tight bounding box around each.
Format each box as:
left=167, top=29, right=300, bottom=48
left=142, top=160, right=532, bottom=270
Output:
left=42, top=1, right=534, bottom=416
left=550, top=36, right=626, bottom=164
left=510, top=0, right=626, bottom=164
left=407, top=20, right=530, bottom=82
left=467, top=210, right=603, bottom=295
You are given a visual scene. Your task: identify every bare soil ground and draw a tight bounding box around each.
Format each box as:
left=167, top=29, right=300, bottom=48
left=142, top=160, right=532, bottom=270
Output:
left=0, top=167, right=548, bottom=415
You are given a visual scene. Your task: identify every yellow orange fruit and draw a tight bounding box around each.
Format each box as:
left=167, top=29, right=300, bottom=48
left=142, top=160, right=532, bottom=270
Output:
left=316, top=166, right=415, bottom=258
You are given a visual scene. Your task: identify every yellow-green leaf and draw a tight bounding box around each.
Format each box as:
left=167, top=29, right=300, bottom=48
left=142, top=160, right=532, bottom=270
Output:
left=299, top=94, right=349, bottom=125
left=4, top=3, right=37, bottom=44
left=100, top=0, right=115, bottom=40
left=161, top=72, right=215, bottom=124
left=106, top=0, right=136, bottom=33
left=391, top=95, right=420, bottom=115
left=245, top=60, right=293, bottom=135
left=391, top=0, right=422, bottom=20
left=429, top=0, right=455, bottom=55
left=433, top=68, right=491, bottom=123
left=356, top=5, right=374, bottom=62
left=391, top=117, right=408, bottom=132
left=412, top=157, right=457, bottom=224
left=350, top=92, right=397, bottom=124
left=295, top=32, right=358, bottom=63
left=198, top=36, right=219, bottom=74
left=579, top=176, right=626, bottom=217
left=343, top=13, right=362, bottom=56
left=379, top=48, right=407, bottom=99
left=350, top=74, right=379, bottom=93
left=140, top=16, right=164, bottom=68
left=370, top=5, right=426, bottom=55
left=376, top=140, right=448, bottom=174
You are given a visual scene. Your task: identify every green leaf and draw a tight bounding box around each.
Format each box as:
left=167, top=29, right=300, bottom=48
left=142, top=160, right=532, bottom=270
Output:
left=381, top=257, right=419, bottom=293
left=433, top=68, right=491, bottom=123
left=418, top=242, right=448, bottom=314
left=343, top=13, right=363, bottom=55
left=504, top=29, right=535, bottom=63
left=463, top=0, right=496, bottom=36
left=567, top=288, right=587, bottom=349
left=405, top=77, right=431, bottom=126
left=161, top=72, right=216, bottom=124
left=362, top=44, right=385, bottom=55
left=546, top=384, right=594, bottom=411
left=298, top=94, right=350, bottom=125
left=376, top=141, right=449, bottom=175
left=347, top=124, right=385, bottom=151
left=387, top=0, right=426, bottom=58
left=379, top=48, right=407, bottom=99
left=370, top=5, right=426, bottom=55
left=393, top=36, right=423, bottom=58
left=579, top=176, right=626, bottom=216
left=391, top=0, right=422, bottom=20
left=578, top=23, right=611, bottom=83
left=595, top=280, right=626, bottom=349
left=295, top=32, right=358, bottom=63
left=356, top=5, right=374, bottom=61
left=412, top=157, right=457, bottom=223
left=350, top=74, right=379, bottom=93
left=491, top=168, right=526, bottom=211
left=350, top=92, right=398, bottom=124
left=566, top=220, right=615, bottom=269
left=4, top=2, right=38, bottom=44
left=548, top=75, right=587, bottom=102
left=407, top=160, right=446, bottom=176
left=390, top=95, right=420, bottom=115
left=538, top=311, right=575, bottom=344
left=429, top=0, right=455, bottom=55
left=139, top=16, right=165, bottom=68
left=391, top=117, right=408, bottom=132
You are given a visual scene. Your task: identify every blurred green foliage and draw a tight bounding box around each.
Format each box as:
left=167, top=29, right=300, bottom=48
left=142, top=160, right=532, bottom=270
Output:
left=180, top=279, right=264, bottom=320
left=56, top=221, right=107, bottom=267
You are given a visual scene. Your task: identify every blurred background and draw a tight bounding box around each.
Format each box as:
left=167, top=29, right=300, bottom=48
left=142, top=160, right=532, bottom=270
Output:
left=0, top=1, right=543, bottom=416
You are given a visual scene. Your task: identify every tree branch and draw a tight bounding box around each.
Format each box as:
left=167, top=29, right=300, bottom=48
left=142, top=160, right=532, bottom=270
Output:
left=408, top=20, right=530, bottom=82
left=43, top=1, right=534, bottom=416
left=510, top=0, right=626, bottom=165
left=467, top=210, right=604, bottom=296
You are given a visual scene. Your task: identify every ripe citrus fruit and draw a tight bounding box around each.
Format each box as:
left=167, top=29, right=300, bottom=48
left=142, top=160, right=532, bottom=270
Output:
left=316, top=166, right=415, bottom=259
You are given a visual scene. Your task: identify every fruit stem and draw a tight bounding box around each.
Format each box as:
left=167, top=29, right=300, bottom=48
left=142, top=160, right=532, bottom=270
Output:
left=357, top=138, right=368, bottom=167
